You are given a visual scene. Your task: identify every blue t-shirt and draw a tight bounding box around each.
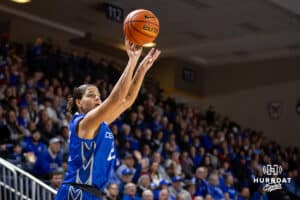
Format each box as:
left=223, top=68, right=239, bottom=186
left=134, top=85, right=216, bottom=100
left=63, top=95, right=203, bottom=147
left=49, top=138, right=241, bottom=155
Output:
left=23, top=139, right=47, bottom=156
left=63, top=114, right=116, bottom=191
left=251, top=192, right=268, bottom=200
left=33, top=149, right=62, bottom=175
left=208, top=185, right=225, bottom=200
left=221, top=185, right=237, bottom=200
left=195, top=178, right=209, bottom=197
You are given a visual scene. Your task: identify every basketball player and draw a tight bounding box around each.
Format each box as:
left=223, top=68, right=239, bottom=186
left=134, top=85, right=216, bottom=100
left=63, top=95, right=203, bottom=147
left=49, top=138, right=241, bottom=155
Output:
left=54, top=39, right=161, bottom=200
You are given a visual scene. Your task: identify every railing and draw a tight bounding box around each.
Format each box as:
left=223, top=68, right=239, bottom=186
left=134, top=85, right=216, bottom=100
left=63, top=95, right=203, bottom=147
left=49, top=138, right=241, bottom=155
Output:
left=0, top=157, right=57, bottom=200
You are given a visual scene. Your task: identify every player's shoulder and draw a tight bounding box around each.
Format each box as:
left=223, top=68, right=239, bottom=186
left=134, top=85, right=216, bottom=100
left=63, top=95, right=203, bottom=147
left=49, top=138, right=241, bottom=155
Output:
left=71, top=113, right=85, bottom=121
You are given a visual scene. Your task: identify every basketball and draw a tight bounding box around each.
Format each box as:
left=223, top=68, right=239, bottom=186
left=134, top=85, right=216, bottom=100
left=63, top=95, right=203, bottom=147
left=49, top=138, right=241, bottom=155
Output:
left=123, top=9, right=159, bottom=46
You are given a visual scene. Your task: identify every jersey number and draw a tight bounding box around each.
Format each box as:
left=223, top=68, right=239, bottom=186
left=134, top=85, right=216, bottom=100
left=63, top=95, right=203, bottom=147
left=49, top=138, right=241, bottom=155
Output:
left=107, top=143, right=116, bottom=161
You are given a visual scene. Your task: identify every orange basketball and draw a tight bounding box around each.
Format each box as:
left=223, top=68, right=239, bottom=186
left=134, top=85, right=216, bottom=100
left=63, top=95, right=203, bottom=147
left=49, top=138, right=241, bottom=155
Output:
left=123, top=9, right=159, bottom=46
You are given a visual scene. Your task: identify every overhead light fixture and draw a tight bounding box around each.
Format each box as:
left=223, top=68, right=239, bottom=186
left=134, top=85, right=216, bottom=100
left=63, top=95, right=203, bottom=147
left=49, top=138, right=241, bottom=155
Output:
left=11, top=0, right=31, bottom=4
left=143, top=42, right=156, bottom=48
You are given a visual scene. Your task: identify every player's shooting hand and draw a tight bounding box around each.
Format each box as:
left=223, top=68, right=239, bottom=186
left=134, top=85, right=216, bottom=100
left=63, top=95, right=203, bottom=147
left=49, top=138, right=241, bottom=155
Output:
left=125, top=38, right=142, bottom=62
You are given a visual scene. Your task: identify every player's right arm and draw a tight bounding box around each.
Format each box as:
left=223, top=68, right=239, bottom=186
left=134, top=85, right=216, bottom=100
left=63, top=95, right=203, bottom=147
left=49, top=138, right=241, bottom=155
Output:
left=78, top=39, right=142, bottom=139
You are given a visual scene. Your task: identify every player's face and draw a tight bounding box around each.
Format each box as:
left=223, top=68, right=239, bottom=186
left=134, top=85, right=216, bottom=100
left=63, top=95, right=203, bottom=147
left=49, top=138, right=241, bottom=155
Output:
left=78, top=86, right=101, bottom=113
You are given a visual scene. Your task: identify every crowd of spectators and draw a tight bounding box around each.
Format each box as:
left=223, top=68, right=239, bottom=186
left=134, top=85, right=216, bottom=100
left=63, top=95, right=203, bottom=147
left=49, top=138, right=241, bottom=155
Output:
left=0, top=34, right=299, bottom=200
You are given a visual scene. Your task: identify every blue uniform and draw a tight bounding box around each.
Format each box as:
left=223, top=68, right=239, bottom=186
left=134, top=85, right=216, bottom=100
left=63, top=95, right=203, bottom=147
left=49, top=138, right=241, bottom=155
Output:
left=55, top=114, right=116, bottom=200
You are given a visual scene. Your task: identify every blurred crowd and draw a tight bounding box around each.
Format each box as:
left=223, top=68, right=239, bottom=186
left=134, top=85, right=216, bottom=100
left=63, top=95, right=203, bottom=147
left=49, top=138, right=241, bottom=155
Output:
left=0, top=34, right=299, bottom=200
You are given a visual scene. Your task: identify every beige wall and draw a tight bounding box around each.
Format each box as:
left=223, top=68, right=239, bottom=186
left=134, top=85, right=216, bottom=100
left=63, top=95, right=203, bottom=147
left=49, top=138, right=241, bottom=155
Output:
left=152, top=57, right=300, bottom=147
left=150, top=59, right=176, bottom=96
left=200, top=80, right=300, bottom=147
left=201, top=57, right=300, bottom=96
left=163, top=56, right=300, bottom=98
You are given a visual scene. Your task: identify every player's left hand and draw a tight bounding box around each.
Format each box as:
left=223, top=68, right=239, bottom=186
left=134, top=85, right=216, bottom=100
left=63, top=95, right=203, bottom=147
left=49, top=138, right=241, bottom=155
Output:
left=139, top=48, right=161, bottom=72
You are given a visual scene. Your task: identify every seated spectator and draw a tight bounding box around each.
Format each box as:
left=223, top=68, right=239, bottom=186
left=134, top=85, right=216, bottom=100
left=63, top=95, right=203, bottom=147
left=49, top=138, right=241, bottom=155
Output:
left=150, top=162, right=164, bottom=186
left=284, top=169, right=300, bottom=198
left=176, top=192, right=187, bottom=200
left=237, top=187, right=250, bottom=200
left=169, top=176, right=191, bottom=200
left=207, top=173, right=225, bottom=200
left=152, top=152, right=168, bottom=180
left=153, top=180, right=171, bottom=200
left=119, top=169, right=134, bottom=196
left=142, top=190, right=154, bottom=200
left=7, top=142, right=25, bottom=168
left=184, top=179, right=196, bottom=199
left=17, top=107, right=30, bottom=128
left=137, top=175, right=151, bottom=197
left=158, top=188, right=171, bottom=200
left=32, top=137, right=62, bottom=179
left=23, top=129, right=47, bottom=157
left=116, top=153, right=136, bottom=180
left=194, top=167, right=209, bottom=197
left=50, top=171, right=63, bottom=190
left=251, top=185, right=268, bottom=200
left=180, top=150, right=194, bottom=179
left=221, top=174, right=238, bottom=200
left=5, top=110, right=25, bottom=142
left=104, top=183, right=120, bottom=200
left=194, top=196, right=203, bottom=200
left=123, top=183, right=141, bottom=200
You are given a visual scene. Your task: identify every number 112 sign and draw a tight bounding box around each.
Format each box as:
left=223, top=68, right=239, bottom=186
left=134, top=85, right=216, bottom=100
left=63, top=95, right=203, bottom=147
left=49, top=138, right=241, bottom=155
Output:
left=104, top=3, right=124, bottom=23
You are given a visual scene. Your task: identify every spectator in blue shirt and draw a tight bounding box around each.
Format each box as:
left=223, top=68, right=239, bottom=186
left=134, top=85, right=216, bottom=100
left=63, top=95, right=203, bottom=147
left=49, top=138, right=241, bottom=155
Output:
left=237, top=187, right=250, bottom=200
left=251, top=186, right=268, bottom=200
left=123, top=182, right=141, bottom=200
left=194, top=167, right=209, bottom=197
left=120, top=169, right=134, bottom=196
left=23, top=129, right=47, bottom=156
left=221, top=174, right=238, bottom=200
left=33, top=137, right=62, bottom=179
left=7, top=142, right=25, bottom=168
left=207, top=173, right=225, bottom=200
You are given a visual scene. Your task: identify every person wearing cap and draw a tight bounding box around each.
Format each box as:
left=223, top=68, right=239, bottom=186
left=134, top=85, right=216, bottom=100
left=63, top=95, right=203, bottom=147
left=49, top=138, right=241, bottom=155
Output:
left=119, top=168, right=134, bottom=197
left=152, top=180, right=171, bottom=200
left=116, top=152, right=136, bottom=180
left=169, top=176, right=191, bottom=200
left=32, top=137, right=62, bottom=179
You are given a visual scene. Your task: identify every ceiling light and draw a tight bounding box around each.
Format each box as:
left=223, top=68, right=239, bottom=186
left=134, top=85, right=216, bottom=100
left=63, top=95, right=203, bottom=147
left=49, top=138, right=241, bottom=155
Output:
left=143, top=42, right=156, bottom=48
left=11, top=0, right=31, bottom=4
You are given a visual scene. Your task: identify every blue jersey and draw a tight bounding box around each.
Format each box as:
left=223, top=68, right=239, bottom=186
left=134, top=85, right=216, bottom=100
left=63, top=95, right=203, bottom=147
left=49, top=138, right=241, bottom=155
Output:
left=55, top=114, right=116, bottom=200
left=23, top=139, right=47, bottom=156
